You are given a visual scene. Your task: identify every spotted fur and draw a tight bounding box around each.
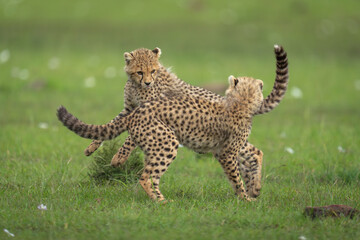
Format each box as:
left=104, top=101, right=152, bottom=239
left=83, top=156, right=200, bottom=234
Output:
left=83, top=45, right=288, bottom=198
left=58, top=76, right=264, bottom=202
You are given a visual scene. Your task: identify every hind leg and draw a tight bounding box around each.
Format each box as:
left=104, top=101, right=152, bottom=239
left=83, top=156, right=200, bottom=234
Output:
left=111, top=136, right=137, bottom=167
left=238, top=161, right=252, bottom=194
left=238, top=141, right=263, bottom=198
left=133, top=121, right=179, bottom=202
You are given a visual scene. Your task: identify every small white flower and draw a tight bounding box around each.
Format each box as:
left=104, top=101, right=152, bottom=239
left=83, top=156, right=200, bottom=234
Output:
left=37, top=204, right=47, bottom=210
left=354, top=80, right=360, bottom=91
left=178, top=144, right=184, bottom=148
left=11, top=67, right=20, bottom=78
left=84, top=76, right=96, bottom=88
left=220, top=8, right=237, bottom=25
left=280, top=131, right=287, bottom=138
left=337, top=146, right=346, bottom=153
left=0, top=49, right=10, bottom=63
left=38, top=122, right=49, bottom=129
left=4, top=229, right=15, bottom=237
left=48, top=57, right=60, bottom=70
left=347, top=20, right=359, bottom=34
left=104, top=66, right=117, bottom=78
left=166, top=66, right=173, bottom=73
left=299, top=236, right=307, bottom=240
left=19, top=69, right=29, bottom=80
left=320, top=19, right=335, bottom=35
left=285, top=147, right=294, bottom=154
left=87, top=55, right=100, bottom=66
left=290, top=86, right=303, bottom=99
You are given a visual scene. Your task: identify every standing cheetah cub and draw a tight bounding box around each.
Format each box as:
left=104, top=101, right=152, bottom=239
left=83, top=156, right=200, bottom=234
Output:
left=57, top=75, right=265, bottom=202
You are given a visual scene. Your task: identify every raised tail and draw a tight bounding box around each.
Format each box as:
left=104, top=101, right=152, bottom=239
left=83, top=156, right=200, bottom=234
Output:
left=255, top=45, right=289, bottom=115
left=56, top=106, right=127, bottom=141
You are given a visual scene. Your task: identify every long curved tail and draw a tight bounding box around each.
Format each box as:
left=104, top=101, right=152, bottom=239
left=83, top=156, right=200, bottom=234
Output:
left=56, top=106, right=127, bottom=141
left=255, top=45, right=289, bottom=115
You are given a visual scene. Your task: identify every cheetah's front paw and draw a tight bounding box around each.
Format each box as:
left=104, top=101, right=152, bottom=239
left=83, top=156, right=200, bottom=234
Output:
left=246, top=197, right=257, bottom=202
left=159, top=199, right=174, bottom=205
left=111, top=153, right=128, bottom=167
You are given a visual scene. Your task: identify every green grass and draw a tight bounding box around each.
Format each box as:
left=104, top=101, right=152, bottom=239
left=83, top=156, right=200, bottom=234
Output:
left=87, top=140, right=144, bottom=184
left=1, top=0, right=360, bottom=239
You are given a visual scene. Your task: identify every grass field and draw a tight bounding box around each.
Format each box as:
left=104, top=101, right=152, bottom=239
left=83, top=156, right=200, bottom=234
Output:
left=1, top=0, right=360, bottom=239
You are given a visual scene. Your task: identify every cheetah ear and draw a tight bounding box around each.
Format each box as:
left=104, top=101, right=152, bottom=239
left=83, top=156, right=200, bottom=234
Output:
left=228, top=75, right=238, bottom=87
left=124, top=52, right=134, bottom=65
left=152, top=47, right=162, bottom=58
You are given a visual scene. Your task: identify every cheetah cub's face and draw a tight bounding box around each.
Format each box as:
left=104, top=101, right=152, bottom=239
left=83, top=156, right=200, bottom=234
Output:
left=226, top=75, right=264, bottom=114
left=124, top=48, right=161, bottom=89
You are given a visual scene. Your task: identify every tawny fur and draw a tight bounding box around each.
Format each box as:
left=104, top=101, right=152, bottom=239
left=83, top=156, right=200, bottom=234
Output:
left=58, top=76, right=265, bottom=202
left=83, top=45, right=289, bottom=198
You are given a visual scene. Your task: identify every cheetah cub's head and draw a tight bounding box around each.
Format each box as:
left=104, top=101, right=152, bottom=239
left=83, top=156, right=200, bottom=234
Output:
left=124, top=48, right=161, bottom=89
left=226, top=75, right=264, bottom=114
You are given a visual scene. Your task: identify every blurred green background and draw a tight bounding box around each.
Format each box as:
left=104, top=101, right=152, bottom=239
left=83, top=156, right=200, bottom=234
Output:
left=1, top=0, right=360, bottom=118
left=1, top=0, right=359, bottom=120
left=1, top=0, right=360, bottom=239
left=1, top=0, right=359, bottom=157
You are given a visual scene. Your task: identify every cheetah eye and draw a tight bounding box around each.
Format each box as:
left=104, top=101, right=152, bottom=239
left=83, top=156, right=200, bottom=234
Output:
left=137, top=71, right=143, bottom=75
left=151, top=69, right=156, bottom=74
left=259, top=83, right=263, bottom=90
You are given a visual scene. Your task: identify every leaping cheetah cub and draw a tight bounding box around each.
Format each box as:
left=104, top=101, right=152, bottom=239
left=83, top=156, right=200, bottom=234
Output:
left=57, top=75, right=265, bottom=202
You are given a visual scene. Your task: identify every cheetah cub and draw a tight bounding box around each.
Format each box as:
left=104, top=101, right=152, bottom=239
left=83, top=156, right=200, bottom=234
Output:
left=57, top=75, right=265, bottom=202
left=84, top=45, right=288, bottom=198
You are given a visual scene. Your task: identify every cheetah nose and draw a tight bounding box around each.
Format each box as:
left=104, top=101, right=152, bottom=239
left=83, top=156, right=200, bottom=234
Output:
left=145, top=82, right=151, bottom=86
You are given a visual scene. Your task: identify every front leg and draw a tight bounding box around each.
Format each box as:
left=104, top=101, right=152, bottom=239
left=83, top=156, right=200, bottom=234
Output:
left=238, top=141, right=263, bottom=198
left=84, top=140, right=103, bottom=156
left=111, top=136, right=137, bottom=167
left=215, top=145, right=254, bottom=202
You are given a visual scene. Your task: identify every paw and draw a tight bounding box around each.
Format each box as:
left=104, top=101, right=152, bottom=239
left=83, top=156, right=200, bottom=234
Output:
left=110, top=155, right=122, bottom=167
left=246, top=197, right=257, bottom=202
left=238, top=193, right=256, bottom=202
left=248, top=188, right=261, bottom=198
left=84, top=142, right=102, bottom=156
left=159, top=199, right=173, bottom=205
left=84, top=148, right=93, bottom=156
left=247, top=183, right=261, bottom=198
left=111, top=153, right=129, bottom=167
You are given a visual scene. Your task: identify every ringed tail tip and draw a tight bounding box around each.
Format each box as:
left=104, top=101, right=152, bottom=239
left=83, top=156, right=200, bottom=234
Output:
left=56, top=105, right=67, bottom=121
left=274, top=44, right=283, bottom=52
